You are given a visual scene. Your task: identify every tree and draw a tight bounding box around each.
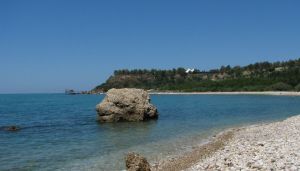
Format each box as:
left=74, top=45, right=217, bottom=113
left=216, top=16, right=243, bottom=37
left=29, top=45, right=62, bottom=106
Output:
left=93, top=58, right=300, bottom=92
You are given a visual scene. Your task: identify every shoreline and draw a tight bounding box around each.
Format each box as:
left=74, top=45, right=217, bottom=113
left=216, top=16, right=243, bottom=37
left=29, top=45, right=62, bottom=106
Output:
left=152, top=129, right=236, bottom=171
left=148, top=91, right=300, bottom=96
left=154, top=114, right=300, bottom=170
left=84, top=91, right=300, bottom=96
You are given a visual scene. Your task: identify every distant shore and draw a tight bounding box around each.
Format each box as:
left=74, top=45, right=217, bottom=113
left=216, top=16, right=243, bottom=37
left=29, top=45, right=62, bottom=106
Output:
left=148, top=91, right=300, bottom=96
left=83, top=91, right=300, bottom=96
left=154, top=114, right=300, bottom=171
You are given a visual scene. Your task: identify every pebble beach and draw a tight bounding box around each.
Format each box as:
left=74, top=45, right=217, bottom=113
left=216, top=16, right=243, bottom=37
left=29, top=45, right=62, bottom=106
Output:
left=185, top=115, right=300, bottom=171
left=154, top=114, right=300, bottom=171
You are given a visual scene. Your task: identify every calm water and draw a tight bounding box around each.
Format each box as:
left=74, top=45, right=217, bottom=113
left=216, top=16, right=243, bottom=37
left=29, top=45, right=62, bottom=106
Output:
left=1, top=94, right=300, bottom=170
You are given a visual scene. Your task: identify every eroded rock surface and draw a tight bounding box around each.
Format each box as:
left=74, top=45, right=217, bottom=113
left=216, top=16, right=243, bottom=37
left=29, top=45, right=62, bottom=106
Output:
left=96, top=88, right=158, bottom=122
left=125, top=152, right=151, bottom=171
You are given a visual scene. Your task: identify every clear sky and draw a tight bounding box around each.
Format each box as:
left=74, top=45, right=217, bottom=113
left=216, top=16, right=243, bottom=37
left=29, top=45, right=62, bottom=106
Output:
left=1, top=0, right=300, bottom=93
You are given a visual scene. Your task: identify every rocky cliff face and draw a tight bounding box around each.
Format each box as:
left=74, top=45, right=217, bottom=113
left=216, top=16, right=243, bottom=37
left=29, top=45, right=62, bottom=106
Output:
left=96, top=88, right=158, bottom=122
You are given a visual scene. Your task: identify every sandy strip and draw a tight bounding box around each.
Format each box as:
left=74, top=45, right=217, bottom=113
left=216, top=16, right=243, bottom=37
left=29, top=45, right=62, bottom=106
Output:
left=149, top=91, right=300, bottom=96
left=152, top=115, right=300, bottom=171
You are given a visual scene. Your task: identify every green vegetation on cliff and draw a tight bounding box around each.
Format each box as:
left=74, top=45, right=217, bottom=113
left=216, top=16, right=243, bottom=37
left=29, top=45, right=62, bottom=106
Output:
left=93, top=58, right=300, bottom=92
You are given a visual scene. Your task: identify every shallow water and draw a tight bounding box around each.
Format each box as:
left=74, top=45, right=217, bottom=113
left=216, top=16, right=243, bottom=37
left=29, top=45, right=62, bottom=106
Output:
left=1, top=94, right=300, bottom=170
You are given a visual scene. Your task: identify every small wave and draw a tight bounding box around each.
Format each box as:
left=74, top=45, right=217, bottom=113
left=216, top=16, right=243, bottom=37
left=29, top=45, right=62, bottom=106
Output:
left=0, top=120, right=96, bottom=132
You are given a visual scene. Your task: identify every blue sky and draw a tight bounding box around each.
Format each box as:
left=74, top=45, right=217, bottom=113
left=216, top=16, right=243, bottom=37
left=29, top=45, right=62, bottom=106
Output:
left=1, top=0, right=300, bottom=93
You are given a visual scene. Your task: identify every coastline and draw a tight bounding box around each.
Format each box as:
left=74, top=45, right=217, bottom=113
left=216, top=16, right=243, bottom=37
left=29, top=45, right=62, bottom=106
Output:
left=148, top=91, right=300, bottom=96
left=152, top=129, right=235, bottom=171
left=86, top=91, right=300, bottom=96
left=153, top=114, right=300, bottom=171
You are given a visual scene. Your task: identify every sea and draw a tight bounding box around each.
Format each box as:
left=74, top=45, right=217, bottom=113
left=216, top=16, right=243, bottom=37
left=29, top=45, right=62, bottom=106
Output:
left=1, top=94, right=300, bottom=170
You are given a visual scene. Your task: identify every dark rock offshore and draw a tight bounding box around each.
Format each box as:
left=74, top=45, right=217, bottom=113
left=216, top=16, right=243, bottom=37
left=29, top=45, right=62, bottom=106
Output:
left=96, top=88, right=158, bottom=122
left=4, top=125, right=20, bottom=132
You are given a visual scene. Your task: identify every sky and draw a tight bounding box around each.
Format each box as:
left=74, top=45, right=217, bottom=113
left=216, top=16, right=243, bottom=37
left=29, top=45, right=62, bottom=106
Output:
left=1, top=0, right=300, bottom=93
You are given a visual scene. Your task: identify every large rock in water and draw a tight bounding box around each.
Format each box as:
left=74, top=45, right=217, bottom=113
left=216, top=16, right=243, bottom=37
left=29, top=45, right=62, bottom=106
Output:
left=96, top=88, right=158, bottom=122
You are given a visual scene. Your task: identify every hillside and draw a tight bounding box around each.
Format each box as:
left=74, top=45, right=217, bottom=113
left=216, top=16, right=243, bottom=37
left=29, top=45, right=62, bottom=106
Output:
left=93, top=58, right=300, bottom=92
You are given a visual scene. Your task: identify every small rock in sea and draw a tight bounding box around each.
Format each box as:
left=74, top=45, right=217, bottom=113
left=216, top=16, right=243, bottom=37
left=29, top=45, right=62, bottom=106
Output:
left=4, top=125, right=20, bottom=132
left=125, top=152, right=151, bottom=171
left=96, top=88, right=158, bottom=122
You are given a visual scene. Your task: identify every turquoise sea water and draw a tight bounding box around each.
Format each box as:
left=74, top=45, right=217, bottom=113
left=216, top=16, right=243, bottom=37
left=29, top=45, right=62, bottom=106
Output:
left=1, top=94, right=300, bottom=170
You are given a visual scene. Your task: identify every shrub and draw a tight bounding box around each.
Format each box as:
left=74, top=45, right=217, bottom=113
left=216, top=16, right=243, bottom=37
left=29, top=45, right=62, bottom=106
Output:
left=267, top=82, right=293, bottom=91
left=295, top=83, right=300, bottom=91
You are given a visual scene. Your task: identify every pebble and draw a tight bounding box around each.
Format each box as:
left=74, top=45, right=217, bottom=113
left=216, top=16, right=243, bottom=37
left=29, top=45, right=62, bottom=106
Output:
left=186, top=115, right=300, bottom=171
